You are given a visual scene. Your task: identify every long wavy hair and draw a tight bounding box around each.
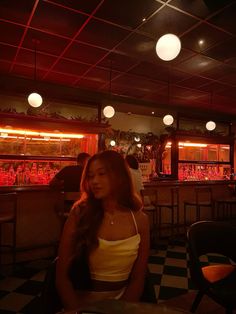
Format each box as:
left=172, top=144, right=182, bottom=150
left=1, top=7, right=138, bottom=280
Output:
left=72, top=150, right=142, bottom=258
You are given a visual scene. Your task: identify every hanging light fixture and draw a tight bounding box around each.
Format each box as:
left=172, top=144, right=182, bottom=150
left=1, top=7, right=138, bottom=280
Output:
left=163, top=114, right=174, bottom=126
left=206, top=93, right=216, bottom=131
left=103, top=60, right=115, bottom=118
left=28, top=39, right=43, bottom=108
left=206, top=121, right=216, bottom=131
left=156, top=33, right=181, bottom=61
left=163, top=68, right=174, bottom=126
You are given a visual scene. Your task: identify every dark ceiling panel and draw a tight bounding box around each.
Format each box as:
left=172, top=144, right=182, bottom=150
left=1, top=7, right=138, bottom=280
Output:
left=208, top=2, right=236, bottom=35
left=169, top=0, right=234, bottom=19
left=22, top=29, right=69, bottom=55
left=46, top=71, right=77, bottom=85
left=97, top=52, right=138, bottom=72
left=16, top=49, right=57, bottom=69
left=53, top=59, right=89, bottom=76
left=95, top=0, right=162, bottom=29
left=64, top=42, right=108, bottom=65
left=0, top=21, right=24, bottom=46
left=115, top=32, right=157, bottom=64
left=0, top=43, right=17, bottom=61
left=203, top=37, right=236, bottom=62
left=77, top=19, right=130, bottom=50
left=46, top=0, right=103, bottom=14
left=0, top=0, right=35, bottom=24
left=200, top=63, right=234, bottom=80
left=179, top=76, right=211, bottom=89
left=176, top=54, right=221, bottom=75
left=139, top=5, right=198, bottom=38
left=181, top=23, right=232, bottom=53
left=30, top=1, right=87, bottom=38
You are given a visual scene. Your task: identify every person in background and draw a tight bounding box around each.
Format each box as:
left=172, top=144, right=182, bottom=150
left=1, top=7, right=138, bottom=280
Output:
left=49, top=152, right=90, bottom=192
left=125, top=154, right=144, bottom=197
left=56, top=150, right=150, bottom=312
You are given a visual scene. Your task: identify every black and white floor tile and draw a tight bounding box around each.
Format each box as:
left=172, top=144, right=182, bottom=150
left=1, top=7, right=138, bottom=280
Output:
left=0, top=239, right=232, bottom=313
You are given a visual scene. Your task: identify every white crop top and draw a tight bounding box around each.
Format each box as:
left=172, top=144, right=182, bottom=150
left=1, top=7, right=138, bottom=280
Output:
left=89, top=211, right=140, bottom=282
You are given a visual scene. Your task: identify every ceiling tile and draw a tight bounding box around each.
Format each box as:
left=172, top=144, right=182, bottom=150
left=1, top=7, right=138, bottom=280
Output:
left=200, top=63, right=234, bottom=80
left=47, top=0, right=102, bottom=14
left=176, top=54, right=221, bottom=75
left=53, top=59, right=89, bottom=76
left=139, top=6, right=198, bottom=37
left=22, top=29, right=69, bottom=55
left=30, top=0, right=87, bottom=38
left=208, top=2, right=236, bottom=35
left=219, top=71, right=236, bottom=86
left=77, top=19, right=130, bottom=50
left=198, top=81, right=230, bottom=93
left=0, top=21, right=24, bottom=46
left=169, top=0, right=234, bottom=19
left=11, top=63, right=45, bottom=80
left=179, top=76, right=211, bottom=89
left=15, top=49, right=56, bottom=69
left=181, top=23, right=232, bottom=53
left=46, top=71, right=77, bottom=85
left=0, top=43, right=17, bottom=61
left=0, top=60, right=11, bottom=73
left=95, top=0, right=162, bottom=29
left=97, top=52, right=138, bottom=72
left=0, top=0, right=36, bottom=24
left=115, top=32, right=157, bottom=64
left=64, top=42, right=108, bottom=65
left=203, top=37, right=236, bottom=62
left=83, top=67, right=110, bottom=84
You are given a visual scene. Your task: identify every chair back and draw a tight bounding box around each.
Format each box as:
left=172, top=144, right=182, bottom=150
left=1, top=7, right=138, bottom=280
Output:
left=187, top=220, right=236, bottom=288
left=195, top=187, right=212, bottom=204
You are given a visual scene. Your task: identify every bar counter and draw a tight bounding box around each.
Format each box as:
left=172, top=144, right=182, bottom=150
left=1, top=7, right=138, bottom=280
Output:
left=1, top=180, right=235, bottom=263
left=1, top=185, right=62, bottom=264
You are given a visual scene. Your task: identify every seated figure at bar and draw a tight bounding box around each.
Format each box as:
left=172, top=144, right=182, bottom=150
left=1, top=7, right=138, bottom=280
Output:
left=49, top=152, right=90, bottom=192
left=125, top=154, right=144, bottom=197
left=56, top=150, right=150, bottom=312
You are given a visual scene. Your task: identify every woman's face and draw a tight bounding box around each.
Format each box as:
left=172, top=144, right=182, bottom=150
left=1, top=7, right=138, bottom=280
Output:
left=87, top=159, right=111, bottom=199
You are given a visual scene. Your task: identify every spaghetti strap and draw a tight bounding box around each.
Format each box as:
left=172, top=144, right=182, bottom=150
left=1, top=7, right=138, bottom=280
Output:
left=130, top=210, right=138, bottom=234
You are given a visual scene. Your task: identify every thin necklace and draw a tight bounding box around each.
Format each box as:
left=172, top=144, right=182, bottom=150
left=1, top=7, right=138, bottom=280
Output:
left=105, top=211, right=115, bottom=225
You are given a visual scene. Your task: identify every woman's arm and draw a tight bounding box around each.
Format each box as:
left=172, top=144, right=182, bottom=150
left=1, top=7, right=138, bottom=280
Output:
left=56, top=207, right=81, bottom=310
left=120, top=210, right=150, bottom=302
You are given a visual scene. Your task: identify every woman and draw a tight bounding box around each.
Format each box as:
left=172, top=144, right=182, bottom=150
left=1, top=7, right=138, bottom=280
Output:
left=56, top=150, right=150, bottom=312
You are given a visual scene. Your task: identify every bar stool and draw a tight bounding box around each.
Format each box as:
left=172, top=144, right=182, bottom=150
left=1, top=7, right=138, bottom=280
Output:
left=141, top=188, right=158, bottom=247
left=184, top=186, right=213, bottom=229
left=156, top=187, right=180, bottom=241
left=0, top=192, right=18, bottom=267
left=214, top=196, right=236, bottom=221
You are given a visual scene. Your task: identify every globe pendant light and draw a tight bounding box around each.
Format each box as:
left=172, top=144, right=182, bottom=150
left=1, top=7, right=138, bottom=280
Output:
left=206, top=121, right=216, bottom=131
left=103, top=59, right=115, bottom=118
left=163, top=70, right=174, bottom=126
left=163, top=114, right=174, bottom=126
left=28, top=39, right=43, bottom=108
left=206, top=93, right=216, bottom=131
left=156, top=33, right=181, bottom=61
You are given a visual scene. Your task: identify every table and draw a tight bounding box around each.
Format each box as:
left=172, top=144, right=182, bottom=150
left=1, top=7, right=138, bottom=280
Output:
left=65, top=299, right=190, bottom=314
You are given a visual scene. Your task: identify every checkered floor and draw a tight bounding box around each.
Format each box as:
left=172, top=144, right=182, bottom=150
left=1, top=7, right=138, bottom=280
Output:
left=0, top=238, right=233, bottom=313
